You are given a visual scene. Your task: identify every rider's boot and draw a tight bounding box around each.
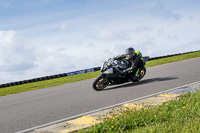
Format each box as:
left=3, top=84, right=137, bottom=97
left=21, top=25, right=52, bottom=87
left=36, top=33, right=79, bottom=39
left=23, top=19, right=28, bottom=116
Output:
left=131, top=73, right=140, bottom=82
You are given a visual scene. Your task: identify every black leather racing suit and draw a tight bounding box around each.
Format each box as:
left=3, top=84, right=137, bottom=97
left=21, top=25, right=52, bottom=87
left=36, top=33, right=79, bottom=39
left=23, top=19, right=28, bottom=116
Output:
left=114, top=51, right=144, bottom=78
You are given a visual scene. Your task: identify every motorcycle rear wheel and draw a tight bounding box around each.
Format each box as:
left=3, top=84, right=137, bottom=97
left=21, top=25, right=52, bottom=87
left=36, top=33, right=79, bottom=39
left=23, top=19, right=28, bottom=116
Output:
left=93, top=76, right=109, bottom=91
left=139, top=68, right=146, bottom=80
left=132, top=68, right=146, bottom=82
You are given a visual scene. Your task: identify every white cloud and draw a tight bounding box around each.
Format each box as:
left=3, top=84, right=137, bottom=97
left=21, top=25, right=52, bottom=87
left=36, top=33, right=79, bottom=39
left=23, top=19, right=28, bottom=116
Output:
left=151, top=1, right=182, bottom=20
left=0, top=31, right=35, bottom=72
left=60, top=23, right=68, bottom=31
left=0, top=30, right=36, bottom=83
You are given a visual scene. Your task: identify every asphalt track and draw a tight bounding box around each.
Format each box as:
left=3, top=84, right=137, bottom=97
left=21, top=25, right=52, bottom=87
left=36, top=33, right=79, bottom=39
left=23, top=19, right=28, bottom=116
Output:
left=0, top=57, right=200, bottom=133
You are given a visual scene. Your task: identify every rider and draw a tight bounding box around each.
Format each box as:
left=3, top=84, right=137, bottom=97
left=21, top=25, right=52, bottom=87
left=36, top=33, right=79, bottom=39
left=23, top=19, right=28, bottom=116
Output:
left=114, top=47, right=144, bottom=80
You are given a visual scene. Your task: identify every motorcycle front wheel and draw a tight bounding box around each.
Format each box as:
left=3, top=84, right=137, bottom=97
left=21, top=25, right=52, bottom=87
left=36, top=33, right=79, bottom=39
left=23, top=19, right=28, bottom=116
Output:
left=93, top=75, right=109, bottom=91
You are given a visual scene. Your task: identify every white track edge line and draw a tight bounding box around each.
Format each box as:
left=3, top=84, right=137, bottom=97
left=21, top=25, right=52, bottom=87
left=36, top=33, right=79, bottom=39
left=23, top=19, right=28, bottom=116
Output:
left=16, top=80, right=200, bottom=133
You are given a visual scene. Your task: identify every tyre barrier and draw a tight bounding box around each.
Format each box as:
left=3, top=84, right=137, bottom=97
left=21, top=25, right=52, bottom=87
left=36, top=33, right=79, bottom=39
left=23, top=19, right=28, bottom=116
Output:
left=0, top=50, right=199, bottom=89
left=9, top=82, right=15, bottom=86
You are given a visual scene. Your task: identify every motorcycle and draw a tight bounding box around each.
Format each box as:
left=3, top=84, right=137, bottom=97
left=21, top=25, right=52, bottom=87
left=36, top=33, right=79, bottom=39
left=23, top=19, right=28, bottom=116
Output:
left=92, top=56, right=149, bottom=91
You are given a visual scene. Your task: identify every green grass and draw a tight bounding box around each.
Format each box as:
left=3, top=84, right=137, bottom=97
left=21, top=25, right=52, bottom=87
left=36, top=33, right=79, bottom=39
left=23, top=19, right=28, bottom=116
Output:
left=0, top=51, right=200, bottom=97
left=80, top=89, right=200, bottom=133
left=146, top=51, right=200, bottom=67
left=0, top=71, right=100, bottom=97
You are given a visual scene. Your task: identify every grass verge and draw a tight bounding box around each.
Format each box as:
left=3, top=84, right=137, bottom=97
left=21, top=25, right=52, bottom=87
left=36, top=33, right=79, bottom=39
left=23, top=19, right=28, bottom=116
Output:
left=80, top=89, right=200, bottom=133
left=0, top=71, right=100, bottom=97
left=0, top=51, right=200, bottom=97
left=146, top=51, right=200, bottom=67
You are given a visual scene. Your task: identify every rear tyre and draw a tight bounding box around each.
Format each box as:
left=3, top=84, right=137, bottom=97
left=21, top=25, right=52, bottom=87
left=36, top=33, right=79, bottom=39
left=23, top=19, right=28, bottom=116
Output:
left=139, top=67, right=146, bottom=80
left=93, top=75, right=109, bottom=91
left=131, top=68, right=146, bottom=82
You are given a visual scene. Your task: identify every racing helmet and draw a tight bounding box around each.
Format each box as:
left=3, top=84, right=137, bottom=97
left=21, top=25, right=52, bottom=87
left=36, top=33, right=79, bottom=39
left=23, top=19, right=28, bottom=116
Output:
left=125, top=47, right=135, bottom=59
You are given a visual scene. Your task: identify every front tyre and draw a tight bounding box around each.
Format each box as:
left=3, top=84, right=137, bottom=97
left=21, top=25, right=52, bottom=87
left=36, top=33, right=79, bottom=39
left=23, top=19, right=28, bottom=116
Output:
left=93, top=75, right=109, bottom=91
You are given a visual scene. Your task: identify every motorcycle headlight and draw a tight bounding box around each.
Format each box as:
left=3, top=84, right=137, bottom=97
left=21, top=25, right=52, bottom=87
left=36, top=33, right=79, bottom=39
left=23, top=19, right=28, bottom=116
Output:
left=104, top=71, right=109, bottom=74
left=103, top=68, right=113, bottom=74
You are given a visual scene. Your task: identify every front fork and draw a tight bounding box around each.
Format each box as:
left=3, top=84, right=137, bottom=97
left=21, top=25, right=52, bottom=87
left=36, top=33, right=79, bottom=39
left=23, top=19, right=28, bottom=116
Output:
left=100, top=74, right=109, bottom=83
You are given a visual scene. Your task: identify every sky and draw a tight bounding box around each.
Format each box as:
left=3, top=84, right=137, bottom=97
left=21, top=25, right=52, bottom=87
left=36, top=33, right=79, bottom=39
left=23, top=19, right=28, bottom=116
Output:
left=0, top=0, right=200, bottom=84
